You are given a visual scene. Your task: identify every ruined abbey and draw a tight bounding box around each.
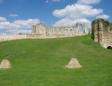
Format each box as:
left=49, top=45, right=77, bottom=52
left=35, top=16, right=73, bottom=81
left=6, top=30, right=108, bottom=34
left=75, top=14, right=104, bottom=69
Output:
left=27, top=23, right=88, bottom=38
left=92, top=19, right=112, bottom=48
left=1, top=18, right=112, bottom=49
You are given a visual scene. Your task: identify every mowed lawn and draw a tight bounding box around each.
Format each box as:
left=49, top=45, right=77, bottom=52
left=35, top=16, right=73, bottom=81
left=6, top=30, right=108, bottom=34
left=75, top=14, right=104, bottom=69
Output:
left=0, top=35, right=112, bottom=86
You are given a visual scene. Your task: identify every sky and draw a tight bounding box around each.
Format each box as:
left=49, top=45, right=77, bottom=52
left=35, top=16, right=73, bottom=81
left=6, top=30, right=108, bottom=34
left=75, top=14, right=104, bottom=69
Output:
left=0, top=0, right=112, bottom=34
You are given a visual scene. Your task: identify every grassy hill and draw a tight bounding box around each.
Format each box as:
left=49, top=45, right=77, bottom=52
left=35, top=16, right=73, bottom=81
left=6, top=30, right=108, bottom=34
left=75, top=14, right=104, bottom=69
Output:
left=0, top=35, right=112, bottom=86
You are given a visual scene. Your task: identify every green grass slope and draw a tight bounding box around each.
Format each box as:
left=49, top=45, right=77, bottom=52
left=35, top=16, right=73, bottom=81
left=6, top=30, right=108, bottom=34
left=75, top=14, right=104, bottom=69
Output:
left=0, top=35, right=112, bottom=86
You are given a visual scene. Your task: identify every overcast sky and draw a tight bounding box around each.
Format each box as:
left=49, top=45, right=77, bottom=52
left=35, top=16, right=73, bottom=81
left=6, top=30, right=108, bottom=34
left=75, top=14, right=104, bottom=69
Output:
left=0, top=0, right=111, bottom=34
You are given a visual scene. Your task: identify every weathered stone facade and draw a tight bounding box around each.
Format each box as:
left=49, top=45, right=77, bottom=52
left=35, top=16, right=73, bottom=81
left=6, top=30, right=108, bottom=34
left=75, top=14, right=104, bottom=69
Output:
left=27, top=23, right=88, bottom=38
left=92, top=19, right=112, bottom=48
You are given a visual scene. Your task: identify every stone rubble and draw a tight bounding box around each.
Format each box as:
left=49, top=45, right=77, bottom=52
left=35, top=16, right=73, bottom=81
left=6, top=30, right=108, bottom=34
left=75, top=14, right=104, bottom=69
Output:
left=0, top=59, right=11, bottom=69
left=65, top=58, right=82, bottom=69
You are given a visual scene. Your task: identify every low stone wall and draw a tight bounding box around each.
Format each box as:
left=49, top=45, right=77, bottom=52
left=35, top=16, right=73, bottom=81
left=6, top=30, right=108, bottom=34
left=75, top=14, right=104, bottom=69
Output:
left=0, top=35, right=27, bottom=42
left=0, top=34, right=87, bottom=42
left=27, top=33, right=87, bottom=39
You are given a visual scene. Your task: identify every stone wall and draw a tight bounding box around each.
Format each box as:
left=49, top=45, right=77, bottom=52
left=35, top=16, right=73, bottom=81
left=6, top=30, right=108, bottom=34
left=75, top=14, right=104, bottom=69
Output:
left=0, top=35, right=26, bottom=42
left=92, top=19, right=112, bottom=48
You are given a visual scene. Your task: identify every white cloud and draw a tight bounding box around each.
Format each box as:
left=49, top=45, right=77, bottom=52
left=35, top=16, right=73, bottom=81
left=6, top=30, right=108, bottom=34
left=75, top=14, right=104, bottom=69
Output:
left=0, top=21, right=20, bottom=29
left=53, top=3, right=103, bottom=27
left=0, top=17, right=7, bottom=22
left=53, top=4, right=103, bottom=19
left=77, top=0, right=101, bottom=4
left=54, top=18, right=75, bottom=27
left=96, top=14, right=110, bottom=19
left=0, top=17, right=40, bottom=34
left=9, top=14, right=19, bottom=17
left=6, top=29, right=32, bottom=34
left=14, top=19, right=40, bottom=28
left=54, top=18, right=91, bottom=27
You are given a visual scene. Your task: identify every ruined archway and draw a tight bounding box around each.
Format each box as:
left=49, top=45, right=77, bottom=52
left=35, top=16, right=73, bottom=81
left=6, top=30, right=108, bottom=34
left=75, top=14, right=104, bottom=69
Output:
left=107, top=46, right=112, bottom=50
left=76, top=23, right=87, bottom=34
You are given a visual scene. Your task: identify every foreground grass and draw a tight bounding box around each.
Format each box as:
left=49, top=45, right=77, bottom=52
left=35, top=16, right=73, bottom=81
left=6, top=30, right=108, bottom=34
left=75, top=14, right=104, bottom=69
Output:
left=0, top=35, right=112, bottom=86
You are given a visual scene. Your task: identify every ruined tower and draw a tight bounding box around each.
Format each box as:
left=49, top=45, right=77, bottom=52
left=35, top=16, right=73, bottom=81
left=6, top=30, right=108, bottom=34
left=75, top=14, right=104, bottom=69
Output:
left=92, top=19, right=112, bottom=48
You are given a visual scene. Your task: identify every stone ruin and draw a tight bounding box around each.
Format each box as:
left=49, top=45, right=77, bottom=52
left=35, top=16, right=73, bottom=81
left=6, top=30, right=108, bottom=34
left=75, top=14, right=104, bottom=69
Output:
left=27, top=23, right=88, bottom=38
left=65, top=58, right=82, bottom=69
left=0, top=59, right=11, bottom=69
left=0, top=23, right=88, bottom=42
left=91, top=19, right=112, bottom=48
